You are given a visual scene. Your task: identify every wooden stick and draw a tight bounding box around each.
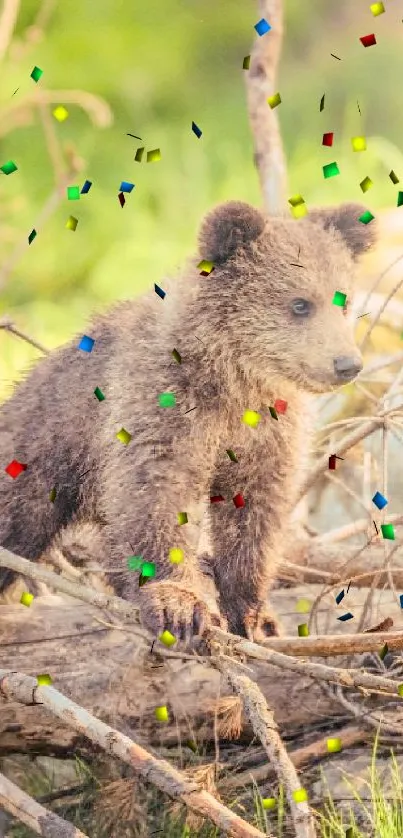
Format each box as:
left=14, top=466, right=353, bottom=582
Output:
left=0, top=770, right=89, bottom=837
left=0, top=670, right=267, bottom=838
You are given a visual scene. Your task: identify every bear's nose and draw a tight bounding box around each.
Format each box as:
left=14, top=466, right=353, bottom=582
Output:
left=333, top=355, right=363, bottom=381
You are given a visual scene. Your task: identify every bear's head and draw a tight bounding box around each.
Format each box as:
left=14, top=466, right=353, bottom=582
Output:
left=196, top=200, right=377, bottom=395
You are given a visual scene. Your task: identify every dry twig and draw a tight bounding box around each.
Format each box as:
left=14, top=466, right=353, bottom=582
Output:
left=0, top=770, right=89, bottom=838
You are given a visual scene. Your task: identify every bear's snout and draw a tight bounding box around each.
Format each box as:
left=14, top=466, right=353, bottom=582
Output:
left=333, top=355, right=363, bottom=382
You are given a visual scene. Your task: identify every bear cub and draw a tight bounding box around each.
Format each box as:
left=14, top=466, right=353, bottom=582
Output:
left=0, top=201, right=376, bottom=642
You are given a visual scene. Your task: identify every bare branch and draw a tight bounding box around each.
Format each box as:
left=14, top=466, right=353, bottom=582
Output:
left=0, top=317, right=50, bottom=355
left=0, top=770, right=89, bottom=837
left=0, top=0, right=20, bottom=62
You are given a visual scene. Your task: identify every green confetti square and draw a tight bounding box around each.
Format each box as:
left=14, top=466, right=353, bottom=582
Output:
left=141, top=561, right=156, bottom=578
left=381, top=523, right=395, bottom=540
left=327, top=737, right=342, bottom=753
left=135, top=147, right=145, bottom=162
left=116, top=427, right=132, bottom=445
left=333, top=291, right=347, bottom=307
left=147, top=148, right=161, bottom=163
left=398, top=684, right=403, bottom=697
left=288, top=194, right=305, bottom=207
left=177, top=512, right=188, bottom=525
left=269, top=406, right=278, bottom=420
left=28, top=229, right=37, bottom=245
left=0, top=160, right=17, bottom=175
left=397, top=192, right=403, bottom=208
left=37, top=673, right=52, bottom=686
left=30, top=66, right=43, bottom=82
left=127, top=555, right=144, bottom=571
left=262, top=798, right=276, bottom=810
left=359, top=177, right=373, bottom=193
left=293, top=788, right=308, bottom=803
left=298, top=623, right=309, bottom=637
left=20, top=592, right=34, bottom=606
left=49, top=487, right=57, bottom=503
left=379, top=643, right=389, bottom=661
left=66, top=215, right=78, bottom=231
left=226, top=448, right=238, bottom=462
left=172, top=348, right=182, bottom=364
left=323, top=162, right=340, bottom=179
left=267, top=92, right=281, bottom=109
left=242, top=55, right=251, bottom=70
left=358, top=210, right=375, bottom=224
left=67, top=185, right=80, bottom=200
left=159, top=630, right=177, bottom=647
left=94, top=386, right=105, bottom=401
left=159, top=392, right=176, bottom=408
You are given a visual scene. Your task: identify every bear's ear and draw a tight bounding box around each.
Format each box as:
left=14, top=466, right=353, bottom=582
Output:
left=198, top=201, right=266, bottom=265
left=308, top=203, right=377, bottom=260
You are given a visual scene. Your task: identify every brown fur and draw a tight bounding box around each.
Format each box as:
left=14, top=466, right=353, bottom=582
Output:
left=0, top=201, right=376, bottom=641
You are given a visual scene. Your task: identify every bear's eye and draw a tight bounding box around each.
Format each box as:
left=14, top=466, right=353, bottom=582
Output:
left=291, top=298, right=313, bottom=317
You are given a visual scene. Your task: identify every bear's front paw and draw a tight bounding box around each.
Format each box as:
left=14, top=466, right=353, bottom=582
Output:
left=139, top=580, right=219, bottom=643
left=244, top=604, right=283, bottom=643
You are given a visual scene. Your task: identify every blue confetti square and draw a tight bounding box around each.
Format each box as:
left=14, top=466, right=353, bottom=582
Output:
left=81, top=179, right=92, bottom=194
left=78, top=335, right=95, bottom=352
left=335, top=589, right=345, bottom=605
left=372, top=491, right=388, bottom=510
left=254, top=18, right=271, bottom=36
left=120, top=181, right=135, bottom=193
left=154, top=283, right=166, bottom=299
left=192, top=121, right=202, bottom=139
left=400, top=594, right=403, bottom=609
left=337, top=612, right=354, bottom=622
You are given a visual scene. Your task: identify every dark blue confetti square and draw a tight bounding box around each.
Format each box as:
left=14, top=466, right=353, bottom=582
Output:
left=154, top=284, right=166, bottom=300
left=337, top=612, right=354, bottom=622
left=192, top=121, right=202, bottom=139
left=81, top=179, right=92, bottom=194
left=372, top=491, right=388, bottom=510
left=335, top=589, right=345, bottom=605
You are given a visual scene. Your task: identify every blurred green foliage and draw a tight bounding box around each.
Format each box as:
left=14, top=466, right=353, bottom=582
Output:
left=1, top=0, right=403, bottom=398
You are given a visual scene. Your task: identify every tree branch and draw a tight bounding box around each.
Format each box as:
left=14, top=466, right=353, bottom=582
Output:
left=0, top=770, right=89, bottom=838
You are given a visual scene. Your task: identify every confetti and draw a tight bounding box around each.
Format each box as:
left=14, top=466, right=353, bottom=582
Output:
left=81, top=180, right=92, bottom=194
left=381, top=523, right=395, bottom=540
left=197, top=259, right=215, bottom=275
left=120, top=181, right=134, bottom=193
left=335, top=589, right=345, bottom=604
left=390, top=170, right=400, bottom=184
left=135, top=147, right=145, bottom=162
left=66, top=216, right=78, bottom=231
left=118, top=192, right=125, bottom=208
left=274, top=399, right=287, bottom=414
left=28, top=229, right=37, bottom=245
left=141, top=561, right=156, bottom=577
left=323, top=161, right=340, bottom=179
left=5, top=459, right=27, bottom=478
left=262, top=798, right=276, bottom=810
left=337, top=612, right=354, bottom=622
left=298, top=623, right=309, bottom=637
left=360, top=33, right=376, bottom=46
left=169, top=548, right=184, bottom=564
left=359, top=210, right=375, bottom=224
left=20, top=592, right=34, bottom=606
left=370, top=1, right=385, bottom=15
left=172, top=348, right=182, bottom=364
left=242, top=56, right=251, bottom=70
left=147, top=149, right=161, bottom=163
left=360, top=176, right=373, bottom=193
left=254, top=18, right=271, bottom=36
left=94, top=386, right=105, bottom=401
left=328, top=454, right=336, bottom=470
left=78, top=335, right=94, bottom=352
left=322, top=132, right=334, bottom=146
left=154, top=283, right=166, bottom=299
left=159, top=392, right=176, bottom=408
left=226, top=448, right=238, bottom=462
left=191, top=121, right=202, bottom=138
left=320, top=94, right=325, bottom=112
left=269, top=406, right=278, bottom=420
left=0, top=160, right=17, bottom=175
left=177, top=512, right=188, bottom=525
left=53, top=105, right=69, bottom=122
left=49, top=487, right=57, bottom=502
left=400, top=594, right=403, bottom=609
left=127, top=555, right=144, bottom=571
left=210, top=495, right=225, bottom=503
left=159, top=630, right=177, bottom=647
left=288, top=195, right=307, bottom=219
left=327, top=738, right=342, bottom=753
left=233, top=493, right=245, bottom=509
left=379, top=643, right=389, bottom=661
left=154, top=705, right=169, bottom=722
left=30, top=66, right=43, bottom=82
left=397, top=192, right=403, bottom=207
left=37, top=673, right=52, bottom=686
left=398, top=685, right=403, bottom=697
left=333, top=291, right=347, bottom=307
left=242, top=409, right=261, bottom=428
left=67, top=185, right=80, bottom=200
left=330, top=53, right=341, bottom=60
left=293, top=789, right=308, bottom=803
left=116, top=428, right=132, bottom=445
left=372, top=491, right=388, bottom=510
left=351, top=136, right=367, bottom=152
left=267, top=92, right=281, bottom=109
left=296, top=598, right=311, bottom=614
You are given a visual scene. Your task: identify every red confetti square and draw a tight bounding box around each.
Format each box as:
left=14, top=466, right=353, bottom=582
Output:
left=360, top=33, right=376, bottom=47
left=274, top=399, right=288, bottom=414
left=118, top=192, right=125, bottom=207
left=328, top=455, right=336, bottom=471
left=233, top=493, right=245, bottom=509
left=5, top=459, right=27, bottom=478
left=322, top=132, right=334, bottom=147
left=210, top=495, right=225, bottom=503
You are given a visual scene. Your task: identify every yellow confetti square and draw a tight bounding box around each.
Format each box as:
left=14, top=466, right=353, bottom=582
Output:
left=66, top=215, right=78, bottom=231
left=53, top=105, right=69, bottom=122
left=327, top=737, right=342, bottom=753
left=296, top=598, right=311, bottom=614
left=116, top=427, right=132, bottom=445
left=20, top=591, right=34, bottom=606
left=147, top=148, right=161, bottom=163
left=360, top=176, right=373, bottom=193
left=351, top=136, right=367, bottom=152
left=242, top=409, right=261, bottom=428
left=398, top=684, right=403, bottom=697
left=298, top=623, right=309, bottom=637
left=159, top=630, right=177, bottom=647
left=155, top=705, right=169, bottom=722
left=262, top=798, right=276, bottom=809
left=370, top=1, right=384, bottom=15
left=37, top=673, right=52, bottom=686
left=290, top=202, right=307, bottom=219
left=267, top=92, right=281, bottom=109
left=169, top=547, right=184, bottom=564
left=293, top=788, right=308, bottom=803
